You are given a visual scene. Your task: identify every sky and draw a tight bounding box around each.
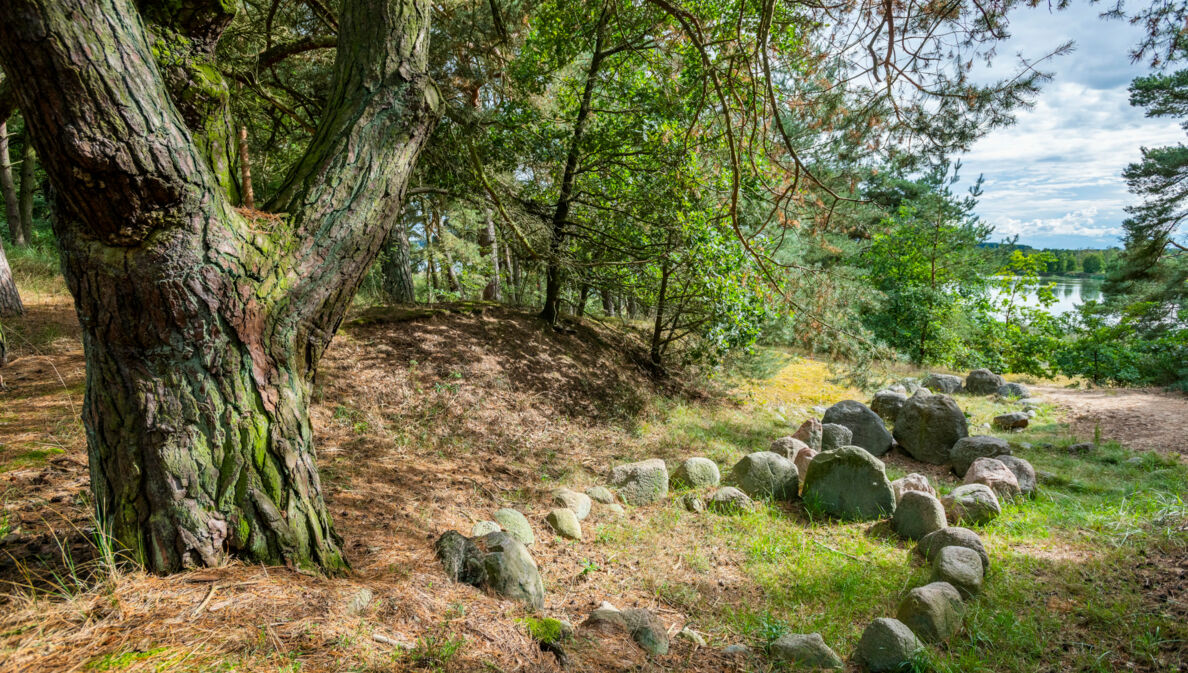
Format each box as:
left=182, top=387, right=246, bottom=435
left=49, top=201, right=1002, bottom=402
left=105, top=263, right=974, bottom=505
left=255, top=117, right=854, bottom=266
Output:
left=956, top=3, right=1184, bottom=250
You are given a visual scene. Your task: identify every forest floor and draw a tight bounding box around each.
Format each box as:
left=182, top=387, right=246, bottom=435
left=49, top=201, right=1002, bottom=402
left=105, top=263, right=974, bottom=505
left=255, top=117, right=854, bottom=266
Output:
left=1034, top=385, right=1188, bottom=454
left=0, top=266, right=1186, bottom=672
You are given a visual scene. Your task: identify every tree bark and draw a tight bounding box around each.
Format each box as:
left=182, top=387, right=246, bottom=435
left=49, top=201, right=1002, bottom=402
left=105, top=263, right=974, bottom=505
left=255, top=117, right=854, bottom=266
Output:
left=0, top=0, right=437, bottom=573
left=0, top=122, right=22, bottom=247
left=576, top=284, right=589, bottom=317
left=0, top=235, right=21, bottom=316
left=18, top=132, right=34, bottom=243
left=381, top=217, right=416, bottom=303
left=601, top=289, right=614, bottom=316
left=238, top=126, right=255, bottom=210
left=480, top=209, right=500, bottom=301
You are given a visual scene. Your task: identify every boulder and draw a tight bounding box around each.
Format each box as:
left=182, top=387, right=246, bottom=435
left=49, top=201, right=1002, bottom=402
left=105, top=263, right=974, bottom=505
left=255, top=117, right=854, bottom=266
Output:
left=546, top=508, right=582, bottom=540
left=793, top=447, right=818, bottom=483
left=553, top=487, right=592, bottom=520
left=996, top=455, right=1037, bottom=497
left=471, top=521, right=501, bottom=537
left=493, top=508, right=534, bottom=546
left=586, top=486, right=616, bottom=504
left=922, top=373, right=963, bottom=394
left=708, top=487, right=755, bottom=513
left=608, top=458, right=669, bottom=505
left=964, top=457, right=1022, bottom=500
left=895, top=582, right=964, bottom=644
left=892, top=491, right=947, bottom=540
left=931, top=545, right=985, bottom=598
left=802, top=446, right=895, bottom=520
left=583, top=604, right=669, bottom=655
left=940, top=484, right=1001, bottom=525
left=870, top=390, right=908, bottom=423
left=730, top=451, right=799, bottom=500
left=671, top=457, right=721, bottom=489
left=606, top=503, right=625, bottom=515
left=893, top=392, right=969, bottom=465
left=854, top=618, right=925, bottom=673
left=997, top=382, right=1030, bottom=398
left=435, top=530, right=544, bottom=609
left=770, top=435, right=810, bottom=459
left=793, top=418, right=823, bottom=451
left=680, top=493, right=705, bottom=513
left=770, top=633, right=844, bottom=669
left=950, top=435, right=1011, bottom=477
left=965, top=369, right=1006, bottom=395
left=993, top=412, right=1029, bottom=430
left=820, top=423, right=853, bottom=452
left=822, top=400, right=892, bottom=456
left=890, top=473, right=936, bottom=503
left=915, top=527, right=989, bottom=571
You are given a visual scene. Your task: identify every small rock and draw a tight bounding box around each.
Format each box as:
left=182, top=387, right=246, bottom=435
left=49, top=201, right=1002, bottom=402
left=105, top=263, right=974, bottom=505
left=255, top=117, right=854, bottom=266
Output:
left=770, top=632, right=843, bottom=669
left=854, top=618, right=925, bottom=673
left=471, top=520, right=502, bottom=537
left=708, top=487, right=755, bottom=513
left=950, top=435, right=1011, bottom=477
left=890, top=473, right=935, bottom=503
left=915, top=527, right=989, bottom=571
left=680, top=493, right=705, bottom=513
left=1126, top=456, right=1145, bottom=466
left=546, top=508, right=582, bottom=540
left=586, top=486, right=616, bottom=504
left=997, top=382, right=1030, bottom=398
left=346, top=587, right=373, bottom=616
left=1067, top=442, right=1096, bottom=454
left=793, top=418, right=823, bottom=451
left=553, top=487, right=592, bottom=520
left=802, top=445, right=895, bottom=521
left=623, top=608, right=668, bottom=655
left=820, top=423, right=853, bottom=452
left=606, top=503, right=625, bottom=515
left=608, top=459, right=669, bottom=505
left=964, top=457, right=1022, bottom=500
left=922, top=373, right=963, bottom=394
left=892, top=491, right=947, bottom=540
left=730, top=451, right=799, bottom=500
left=671, top=457, right=721, bottom=489
left=993, top=412, right=1029, bottom=430
left=931, top=545, right=985, bottom=598
left=822, top=400, right=893, bottom=456
left=895, top=582, right=964, bottom=643
left=494, top=508, right=534, bottom=546
left=770, top=436, right=810, bottom=459
left=678, top=627, right=706, bottom=647
left=1026, top=409, right=1037, bottom=418
left=893, top=392, right=969, bottom=465
left=941, top=484, right=1001, bottom=525
left=723, top=644, right=751, bottom=655
left=965, top=369, right=1006, bottom=395
left=793, top=447, right=818, bottom=484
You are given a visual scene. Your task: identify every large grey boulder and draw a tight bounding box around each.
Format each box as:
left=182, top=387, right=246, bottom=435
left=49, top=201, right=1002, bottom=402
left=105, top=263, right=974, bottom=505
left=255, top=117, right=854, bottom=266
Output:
left=922, top=373, right=963, bottom=394
left=965, top=369, right=1006, bottom=395
left=892, top=491, right=947, bottom=540
left=854, top=618, right=925, bottom=673
left=997, top=382, right=1030, bottom=398
left=993, top=411, right=1030, bottom=430
left=793, top=418, right=823, bottom=451
left=770, top=633, right=843, bottom=669
left=546, top=508, right=582, bottom=540
left=996, top=455, right=1037, bottom=497
left=940, top=484, right=1001, bottom=525
left=895, top=582, right=965, bottom=644
left=435, top=531, right=544, bottom=609
left=553, top=487, right=592, bottom=520
left=893, top=392, right=969, bottom=465
left=671, top=457, right=721, bottom=489
left=870, top=390, right=908, bottom=423
left=820, top=423, right=853, bottom=452
left=770, top=435, right=810, bottom=459
left=493, top=508, right=534, bottom=546
left=822, top=401, right=892, bottom=456
left=915, top=527, right=989, bottom=571
left=964, top=457, right=1022, bottom=500
left=890, top=473, right=935, bottom=503
left=931, top=545, right=985, bottom=598
left=708, top=486, right=755, bottom=513
left=730, top=451, right=798, bottom=500
left=950, top=435, right=1011, bottom=477
left=608, top=458, right=669, bottom=505
left=802, top=446, right=895, bottom=520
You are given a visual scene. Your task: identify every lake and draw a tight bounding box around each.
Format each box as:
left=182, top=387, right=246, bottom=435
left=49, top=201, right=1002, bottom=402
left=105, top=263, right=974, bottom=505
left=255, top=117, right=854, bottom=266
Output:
left=988, top=276, right=1103, bottom=316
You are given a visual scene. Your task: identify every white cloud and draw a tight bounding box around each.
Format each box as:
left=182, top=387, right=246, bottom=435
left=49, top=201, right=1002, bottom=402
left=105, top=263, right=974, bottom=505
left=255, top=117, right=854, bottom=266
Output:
left=991, top=207, right=1123, bottom=241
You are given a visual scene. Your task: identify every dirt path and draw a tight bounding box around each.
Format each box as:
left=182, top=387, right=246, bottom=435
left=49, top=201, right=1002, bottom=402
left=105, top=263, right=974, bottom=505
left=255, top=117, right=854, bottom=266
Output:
left=1034, top=385, right=1188, bottom=455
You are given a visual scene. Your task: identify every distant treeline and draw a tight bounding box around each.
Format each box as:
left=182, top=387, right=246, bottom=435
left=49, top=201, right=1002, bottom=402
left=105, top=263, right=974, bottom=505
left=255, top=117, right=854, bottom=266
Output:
left=980, top=243, right=1120, bottom=277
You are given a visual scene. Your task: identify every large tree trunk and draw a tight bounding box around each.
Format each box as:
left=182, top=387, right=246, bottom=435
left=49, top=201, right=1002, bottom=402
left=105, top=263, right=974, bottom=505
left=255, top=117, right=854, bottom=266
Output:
left=480, top=210, right=500, bottom=302
left=0, top=235, right=21, bottom=316
left=18, top=132, right=34, bottom=243
left=381, top=217, right=416, bottom=303
left=0, top=121, right=22, bottom=247
left=0, top=0, right=437, bottom=573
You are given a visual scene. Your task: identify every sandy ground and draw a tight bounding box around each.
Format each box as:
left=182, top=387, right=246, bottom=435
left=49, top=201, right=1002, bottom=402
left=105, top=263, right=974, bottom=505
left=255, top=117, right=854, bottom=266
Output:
left=1034, top=385, right=1188, bottom=455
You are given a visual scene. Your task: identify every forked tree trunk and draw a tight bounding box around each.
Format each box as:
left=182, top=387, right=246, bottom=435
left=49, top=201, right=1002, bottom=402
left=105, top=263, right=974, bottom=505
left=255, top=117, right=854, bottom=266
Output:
left=0, top=0, right=438, bottom=573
